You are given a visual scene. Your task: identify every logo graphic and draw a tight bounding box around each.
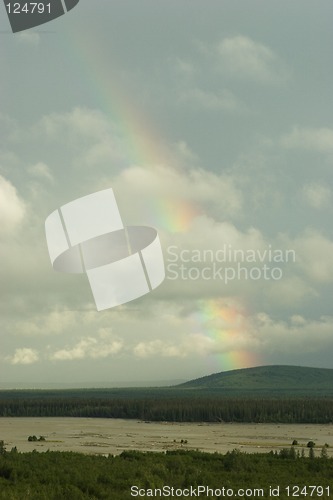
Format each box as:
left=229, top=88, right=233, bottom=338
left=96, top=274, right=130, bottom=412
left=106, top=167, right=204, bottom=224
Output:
left=45, top=188, right=165, bottom=311
left=3, top=0, right=80, bottom=33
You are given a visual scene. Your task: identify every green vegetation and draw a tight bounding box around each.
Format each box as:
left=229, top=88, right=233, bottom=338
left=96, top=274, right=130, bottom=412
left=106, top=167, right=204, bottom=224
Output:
left=1, top=367, right=333, bottom=422
left=27, top=435, right=45, bottom=442
left=0, top=394, right=332, bottom=422
left=178, top=365, right=333, bottom=392
left=0, top=446, right=332, bottom=499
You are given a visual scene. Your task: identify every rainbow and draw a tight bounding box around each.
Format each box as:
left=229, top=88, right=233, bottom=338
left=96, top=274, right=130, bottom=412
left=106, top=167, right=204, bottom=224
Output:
left=191, top=299, right=261, bottom=371
left=62, top=24, right=259, bottom=370
left=148, top=198, right=200, bottom=233
left=63, top=28, right=166, bottom=166
left=61, top=23, right=199, bottom=233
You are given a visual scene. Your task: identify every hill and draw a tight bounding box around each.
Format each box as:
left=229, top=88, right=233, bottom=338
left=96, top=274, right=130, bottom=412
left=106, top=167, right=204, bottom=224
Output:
left=177, top=365, right=333, bottom=393
left=1, top=365, right=333, bottom=421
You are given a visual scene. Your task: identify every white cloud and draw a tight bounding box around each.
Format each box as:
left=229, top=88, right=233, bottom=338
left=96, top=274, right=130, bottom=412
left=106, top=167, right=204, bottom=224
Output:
left=158, top=217, right=332, bottom=308
left=103, top=164, right=243, bottom=230
left=291, top=229, right=333, bottom=283
left=28, top=162, right=54, bottom=182
left=32, top=108, right=132, bottom=170
left=170, top=216, right=267, bottom=252
left=262, top=276, right=318, bottom=309
left=250, top=314, right=333, bottom=354
left=14, top=309, right=79, bottom=336
left=133, top=334, right=215, bottom=359
left=281, top=126, right=333, bottom=153
left=180, top=87, right=243, bottom=111
left=133, top=340, right=182, bottom=358
left=172, top=57, right=195, bottom=76
left=39, top=108, right=113, bottom=141
left=50, top=332, right=123, bottom=361
left=17, top=32, right=40, bottom=46
left=8, top=348, right=39, bottom=365
left=216, top=36, right=288, bottom=84
left=0, top=175, right=25, bottom=234
left=132, top=297, right=255, bottom=359
left=132, top=302, right=333, bottom=361
left=302, top=182, right=331, bottom=209
left=174, top=141, right=198, bottom=162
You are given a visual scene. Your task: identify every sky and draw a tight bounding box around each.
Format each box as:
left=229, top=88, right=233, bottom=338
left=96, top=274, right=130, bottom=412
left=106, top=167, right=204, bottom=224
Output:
left=0, top=0, right=332, bottom=387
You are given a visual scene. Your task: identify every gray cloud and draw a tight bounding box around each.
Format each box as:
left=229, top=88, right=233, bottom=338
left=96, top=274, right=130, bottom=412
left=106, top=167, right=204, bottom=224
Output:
left=0, top=1, right=332, bottom=385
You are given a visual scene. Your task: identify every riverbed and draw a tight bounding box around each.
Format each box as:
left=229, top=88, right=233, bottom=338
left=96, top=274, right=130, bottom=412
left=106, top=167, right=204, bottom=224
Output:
left=1, top=418, right=332, bottom=456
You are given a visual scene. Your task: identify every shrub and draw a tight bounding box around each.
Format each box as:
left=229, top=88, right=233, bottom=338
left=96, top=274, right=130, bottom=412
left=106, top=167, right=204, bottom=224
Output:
left=0, top=440, right=6, bottom=455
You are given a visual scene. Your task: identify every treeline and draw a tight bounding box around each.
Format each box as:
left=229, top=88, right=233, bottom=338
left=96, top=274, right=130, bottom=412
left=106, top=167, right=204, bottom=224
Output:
left=0, top=397, right=333, bottom=423
left=0, top=445, right=333, bottom=499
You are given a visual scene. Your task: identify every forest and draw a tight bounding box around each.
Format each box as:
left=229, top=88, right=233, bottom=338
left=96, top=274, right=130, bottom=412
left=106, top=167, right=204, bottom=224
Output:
left=0, top=391, right=333, bottom=423
left=0, top=443, right=332, bottom=499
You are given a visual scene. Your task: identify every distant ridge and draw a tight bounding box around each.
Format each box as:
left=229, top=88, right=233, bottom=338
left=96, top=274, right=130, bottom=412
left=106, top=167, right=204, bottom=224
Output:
left=178, top=365, right=333, bottom=392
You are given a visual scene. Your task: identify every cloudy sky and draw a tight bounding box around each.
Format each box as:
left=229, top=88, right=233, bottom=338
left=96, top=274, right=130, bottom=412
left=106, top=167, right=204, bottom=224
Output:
left=1, top=0, right=332, bottom=387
